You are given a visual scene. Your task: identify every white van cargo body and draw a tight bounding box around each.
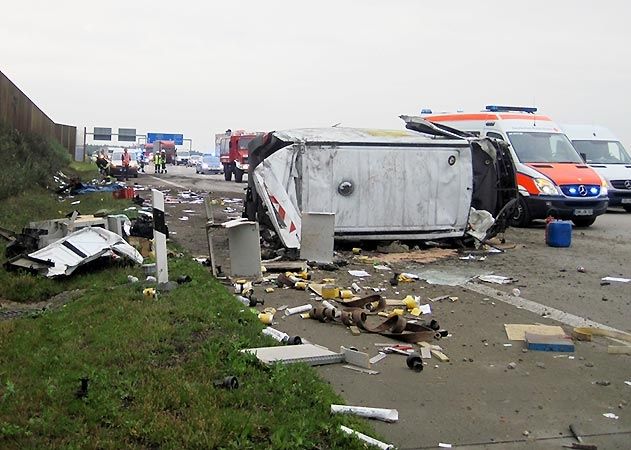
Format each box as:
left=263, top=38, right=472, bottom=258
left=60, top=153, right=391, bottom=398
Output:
left=244, top=126, right=517, bottom=249
left=562, top=124, right=631, bottom=211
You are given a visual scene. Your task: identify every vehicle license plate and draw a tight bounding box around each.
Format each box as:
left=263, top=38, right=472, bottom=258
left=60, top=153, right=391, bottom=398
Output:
left=622, top=198, right=631, bottom=204
left=574, top=209, right=593, bottom=216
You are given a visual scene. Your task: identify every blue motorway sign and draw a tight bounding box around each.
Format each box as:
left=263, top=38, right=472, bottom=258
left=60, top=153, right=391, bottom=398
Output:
left=147, top=133, right=184, bottom=145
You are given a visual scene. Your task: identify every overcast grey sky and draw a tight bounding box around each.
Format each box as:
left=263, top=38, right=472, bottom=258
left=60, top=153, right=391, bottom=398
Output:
left=1, top=0, right=630, bottom=150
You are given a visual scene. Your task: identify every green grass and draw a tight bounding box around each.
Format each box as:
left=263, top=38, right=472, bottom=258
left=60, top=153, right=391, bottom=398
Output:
left=0, top=251, right=371, bottom=449
left=0, top=172, right=377, bottom=448
left=68, top=160, right=99, bottom=179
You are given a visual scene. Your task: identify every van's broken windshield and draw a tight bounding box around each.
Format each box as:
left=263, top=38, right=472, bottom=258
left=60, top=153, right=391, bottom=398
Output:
left=572, top=140, right=631, bottom=164
left=507, top=132, right=583, bottom=163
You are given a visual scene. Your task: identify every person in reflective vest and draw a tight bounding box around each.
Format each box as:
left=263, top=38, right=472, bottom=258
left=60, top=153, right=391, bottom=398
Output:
left=153, top=151, right=160, bottom=174
left=161, top=150, right=167, bottom=174
left=122, top=148, right=131, bottom=181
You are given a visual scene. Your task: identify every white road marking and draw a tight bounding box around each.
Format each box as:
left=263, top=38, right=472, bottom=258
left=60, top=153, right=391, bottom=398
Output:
left=149, top=176, right=187, bottom=190
left=465, top=282, right=622, bottom=333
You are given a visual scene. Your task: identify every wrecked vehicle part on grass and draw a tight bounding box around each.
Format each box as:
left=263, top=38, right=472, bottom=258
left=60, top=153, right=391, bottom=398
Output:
left=6, top=227, right=143, bottom=277
left=244, top=124, right=517, bottom=249
left=5, top=214, right=132, bottom=258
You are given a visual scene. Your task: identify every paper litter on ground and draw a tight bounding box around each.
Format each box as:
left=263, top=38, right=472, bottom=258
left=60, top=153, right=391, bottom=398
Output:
left=504, top=324, right=566, bottom=341
left=348, top=270, right=371, bottom=277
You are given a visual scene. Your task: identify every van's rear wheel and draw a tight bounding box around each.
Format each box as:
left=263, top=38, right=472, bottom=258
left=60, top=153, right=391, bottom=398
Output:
left=510, top=195, right=531, bottom=227
left=572, top=217, right=596, bottom=227
left=224, top=163, right=233, bottom=181
left=234, top=167, right=244, bottom=183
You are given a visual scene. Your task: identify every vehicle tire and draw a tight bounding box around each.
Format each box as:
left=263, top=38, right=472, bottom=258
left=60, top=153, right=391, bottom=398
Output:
left=234, top=167, right=243, bottom=183
left=572, top=217, right=596, bottom=227
left=624, top=205, right=631, bottom=213
left=510, top=195, right=532, bottom=227
left=224, top=163, right=233, bottom=181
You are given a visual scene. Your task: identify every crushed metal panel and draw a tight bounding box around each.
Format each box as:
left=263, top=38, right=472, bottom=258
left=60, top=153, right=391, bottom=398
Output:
left=14, top=227, right=143, bottom=277
left=252, top=153, right=302, bottom=248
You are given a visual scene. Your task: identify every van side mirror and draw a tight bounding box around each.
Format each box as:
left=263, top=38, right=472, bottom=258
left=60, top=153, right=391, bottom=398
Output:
left=580, top=152, right=587, bottom=162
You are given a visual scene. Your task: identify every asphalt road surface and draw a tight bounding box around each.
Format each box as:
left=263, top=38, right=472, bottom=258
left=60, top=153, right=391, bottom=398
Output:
left=148, top=165, right=631, bottom=450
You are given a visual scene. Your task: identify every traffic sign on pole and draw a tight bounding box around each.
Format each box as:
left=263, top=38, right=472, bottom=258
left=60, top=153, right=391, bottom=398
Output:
left=118, top=128, right=137, bottom=142
left=147, top=133, right=184, bottom=145
left=93, top=127, right=112, bottom=140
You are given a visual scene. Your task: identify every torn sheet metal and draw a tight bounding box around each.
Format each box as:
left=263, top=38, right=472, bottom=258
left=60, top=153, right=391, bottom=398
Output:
left=467, top=207, right=495, bottom=241
left=7, top=227, right=143, bottom=277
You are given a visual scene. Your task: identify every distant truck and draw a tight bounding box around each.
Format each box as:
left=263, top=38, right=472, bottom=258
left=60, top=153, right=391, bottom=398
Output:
left=217, top=131, right=262, bottom=183
left=562, top=124, right=631, bottom=212
left=147, top=141, right=176, bottom=164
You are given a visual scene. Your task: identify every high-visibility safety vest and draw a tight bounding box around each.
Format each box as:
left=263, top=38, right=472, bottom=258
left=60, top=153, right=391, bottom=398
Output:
left=122, top=151, right=131, bottom=167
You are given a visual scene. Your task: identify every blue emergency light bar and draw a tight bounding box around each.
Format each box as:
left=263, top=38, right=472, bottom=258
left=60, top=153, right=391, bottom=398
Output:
left=485, top=105, right=538, bottom=113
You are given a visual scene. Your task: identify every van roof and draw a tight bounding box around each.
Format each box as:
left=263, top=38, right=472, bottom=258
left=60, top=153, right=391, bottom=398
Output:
left=425, top=112, right=560, bottom=133
left=561, top=124, right=619, bottom=142
left=426, top=112, right=553, bottom=123
left=272, top=127, right=467, bottom=146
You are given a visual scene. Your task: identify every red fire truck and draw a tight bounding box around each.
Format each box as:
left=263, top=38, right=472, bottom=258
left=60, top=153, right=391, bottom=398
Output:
left=217, top=131, right=261, bottom=183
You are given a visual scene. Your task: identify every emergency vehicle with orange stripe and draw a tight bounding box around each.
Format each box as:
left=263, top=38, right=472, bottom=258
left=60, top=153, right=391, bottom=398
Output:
left=424, top=106, right=608, bottom=227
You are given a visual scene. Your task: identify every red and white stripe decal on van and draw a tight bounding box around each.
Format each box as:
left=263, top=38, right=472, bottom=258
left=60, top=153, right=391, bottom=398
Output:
left=269, top=195, right=297, bottom=233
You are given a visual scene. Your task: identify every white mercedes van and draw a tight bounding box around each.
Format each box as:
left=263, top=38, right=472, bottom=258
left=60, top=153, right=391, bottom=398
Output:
left=562, top=125, right=631, bottom=212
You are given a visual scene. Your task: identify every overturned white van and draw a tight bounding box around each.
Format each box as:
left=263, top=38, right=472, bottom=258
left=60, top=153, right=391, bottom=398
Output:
left=244, top=120, right=517, bottom=249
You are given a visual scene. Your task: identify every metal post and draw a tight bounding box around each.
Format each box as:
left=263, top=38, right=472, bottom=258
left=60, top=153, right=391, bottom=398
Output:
left=152, top=189, right=169, bottom=283
left=83, top=126, right=87, bottom=161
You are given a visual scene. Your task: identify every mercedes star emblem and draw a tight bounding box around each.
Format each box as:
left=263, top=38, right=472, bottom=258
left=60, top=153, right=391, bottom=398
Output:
left=578, top=185, right=587, bottom=196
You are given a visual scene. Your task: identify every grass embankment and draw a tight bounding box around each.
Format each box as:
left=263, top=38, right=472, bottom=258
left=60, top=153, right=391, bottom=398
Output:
left=0, top=127, right=373, bottom=448
left=0, top=123, right=71, bottom=200
left=0, top=256, right=368, bottom=449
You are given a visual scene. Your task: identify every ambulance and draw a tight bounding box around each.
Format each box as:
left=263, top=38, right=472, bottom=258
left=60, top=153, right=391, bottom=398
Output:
left=423, top=106, right=608, bottom=227
left=562, top=125, right=631, bottom=212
